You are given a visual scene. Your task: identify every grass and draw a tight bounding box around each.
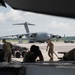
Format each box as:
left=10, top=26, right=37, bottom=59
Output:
left=0, top=39, right=28, bottom=43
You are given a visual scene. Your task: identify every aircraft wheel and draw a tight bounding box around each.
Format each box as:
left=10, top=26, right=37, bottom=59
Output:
left=15, top=52, right=21, bottom=58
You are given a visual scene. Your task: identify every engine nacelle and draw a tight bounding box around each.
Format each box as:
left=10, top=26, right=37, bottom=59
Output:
left=51, top=35, right=61, bottom=38
left=17, top=35, right=23, bottom=39
left=29, top=34, right=34, bottom=39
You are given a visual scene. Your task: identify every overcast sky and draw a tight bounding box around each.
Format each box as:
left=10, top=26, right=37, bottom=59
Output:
left=0, top=4, right=75, bottom=37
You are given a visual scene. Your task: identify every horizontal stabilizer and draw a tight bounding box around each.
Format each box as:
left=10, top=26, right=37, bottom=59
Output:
left=13, top=22, right=35, bottom=26
left=27, top=23, right=35, bottom=26
left=13, top=23, right=25, bottom=25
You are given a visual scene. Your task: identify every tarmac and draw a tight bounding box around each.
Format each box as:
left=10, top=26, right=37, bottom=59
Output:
left=11, top=42, right=75, bottom=62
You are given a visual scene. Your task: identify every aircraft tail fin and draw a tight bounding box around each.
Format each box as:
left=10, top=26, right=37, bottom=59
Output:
left=13, top=22, right=35, bottom=33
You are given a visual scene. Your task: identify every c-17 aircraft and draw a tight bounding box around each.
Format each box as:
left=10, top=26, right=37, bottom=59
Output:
left=1, top=22, right=61, bottom=43
left=2, top=22, right=61, bottom=43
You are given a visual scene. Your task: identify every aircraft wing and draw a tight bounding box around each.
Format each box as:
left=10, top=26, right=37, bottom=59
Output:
left=0, top=33, right=37, bottom=39
left=2, top=0, right=75, bottom=18
left=0, top=34, right=25, bottom=38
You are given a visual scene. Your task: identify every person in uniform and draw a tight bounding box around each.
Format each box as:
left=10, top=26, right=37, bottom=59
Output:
left=23, top=45, right=44, bottom=63
left=46, top=39, right=54, bottom=61
left=2, top=39, right=12, bottom=62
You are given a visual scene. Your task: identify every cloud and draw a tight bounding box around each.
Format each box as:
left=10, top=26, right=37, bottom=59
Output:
left=0, top=7, right=75, bottom=36
left=43, top=21, right=75, bottom=36
left=48, top=21, right=71, bottom=30
left=5, top=9, right=26, bottom=22
left=0, top=9, right=26, bottom=22
left=0, top=8, right=41, bottom=23
left=0, top=12, right=6, bottom=22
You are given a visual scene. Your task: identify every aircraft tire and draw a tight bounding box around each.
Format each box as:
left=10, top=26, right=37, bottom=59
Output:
left=15, top=52, right=21, bottom=58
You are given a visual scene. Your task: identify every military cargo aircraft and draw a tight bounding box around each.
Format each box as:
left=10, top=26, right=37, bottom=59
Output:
left=1, top=22, right=61, bottom=43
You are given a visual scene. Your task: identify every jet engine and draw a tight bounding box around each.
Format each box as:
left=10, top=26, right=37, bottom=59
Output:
left=18, top=35, right=23, bottom=38
left=17, top=35, right=23, bottom=38
left=29, top=34, right=35, bottom=39
left=50, top=34, right=61, bottom=38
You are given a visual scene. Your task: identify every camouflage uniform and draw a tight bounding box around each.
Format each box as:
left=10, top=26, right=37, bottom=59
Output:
left=3, top=42, right=12, bottom=62
left=46, top=39, right=54, bottom=61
